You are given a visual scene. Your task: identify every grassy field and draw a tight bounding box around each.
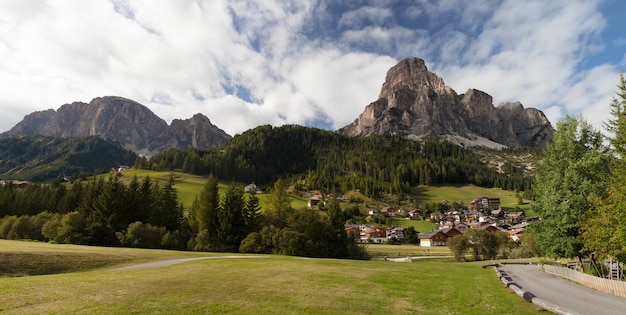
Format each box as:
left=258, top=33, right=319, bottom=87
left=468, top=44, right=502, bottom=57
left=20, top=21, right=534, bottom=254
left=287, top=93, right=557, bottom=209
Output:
left=366, top=244, right=451, bottom=257
left=0, top=240, right=541, bottom=314
left=111, top=170, right=310, bottom=209
left=112, top=170, right=530, bottom=213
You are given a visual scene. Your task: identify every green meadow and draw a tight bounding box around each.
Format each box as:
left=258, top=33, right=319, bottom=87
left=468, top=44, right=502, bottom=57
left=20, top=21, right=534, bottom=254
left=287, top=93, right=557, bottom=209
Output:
left=111, top=170, right=530, bottom=220
left=0, top=240, right=540, bottom=315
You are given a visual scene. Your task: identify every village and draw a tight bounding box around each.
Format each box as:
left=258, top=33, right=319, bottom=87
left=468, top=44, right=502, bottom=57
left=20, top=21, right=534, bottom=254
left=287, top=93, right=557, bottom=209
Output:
left=337, top=196, right=536, bottom=247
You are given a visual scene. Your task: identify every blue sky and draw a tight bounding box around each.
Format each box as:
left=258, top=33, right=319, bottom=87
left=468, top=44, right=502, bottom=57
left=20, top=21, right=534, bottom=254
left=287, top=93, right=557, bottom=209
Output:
left=0, top=0, right=624, bottom=136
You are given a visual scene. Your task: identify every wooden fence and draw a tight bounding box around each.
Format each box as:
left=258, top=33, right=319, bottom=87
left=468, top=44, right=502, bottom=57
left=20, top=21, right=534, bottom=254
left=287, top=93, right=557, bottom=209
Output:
left=543, top=264, right=626, bottom=298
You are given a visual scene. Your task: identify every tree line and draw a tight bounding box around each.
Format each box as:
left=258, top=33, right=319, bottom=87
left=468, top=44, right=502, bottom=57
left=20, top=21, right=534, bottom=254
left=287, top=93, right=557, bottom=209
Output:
left=139, top=126, right=534, bottom=198
left=0, top=175, right=367, bottom=259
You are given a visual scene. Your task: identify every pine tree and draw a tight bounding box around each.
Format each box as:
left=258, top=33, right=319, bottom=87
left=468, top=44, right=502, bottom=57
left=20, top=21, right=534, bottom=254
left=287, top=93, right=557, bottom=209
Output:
left=151, top=173, right=182, bottom=231
left=217, top=185, right=246, bottom=251
left=196, top=174, right=220, bottom=242
left=243, top=193, right=261, bottom=234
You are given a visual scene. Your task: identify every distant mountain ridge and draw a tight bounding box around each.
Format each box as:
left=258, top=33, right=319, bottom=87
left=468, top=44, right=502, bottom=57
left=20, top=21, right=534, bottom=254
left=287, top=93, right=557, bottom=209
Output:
left=337, top=58, right=553, bottom=148
left=1, top=96, right=232, bottom=155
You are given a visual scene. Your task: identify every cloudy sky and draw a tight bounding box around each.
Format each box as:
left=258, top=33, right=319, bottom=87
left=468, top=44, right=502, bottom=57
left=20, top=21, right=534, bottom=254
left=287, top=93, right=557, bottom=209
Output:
left=1, top=0, right=625, bottom=136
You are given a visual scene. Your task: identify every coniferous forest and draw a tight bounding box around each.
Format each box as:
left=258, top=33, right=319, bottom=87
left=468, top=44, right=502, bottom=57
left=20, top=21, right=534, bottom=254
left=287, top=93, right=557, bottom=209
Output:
left=141, top=125, right=535, bottom=197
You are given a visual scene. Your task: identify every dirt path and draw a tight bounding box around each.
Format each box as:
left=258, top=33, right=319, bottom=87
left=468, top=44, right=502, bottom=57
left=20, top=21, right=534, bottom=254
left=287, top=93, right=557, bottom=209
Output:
left=109, top=256, right=267, bottom=271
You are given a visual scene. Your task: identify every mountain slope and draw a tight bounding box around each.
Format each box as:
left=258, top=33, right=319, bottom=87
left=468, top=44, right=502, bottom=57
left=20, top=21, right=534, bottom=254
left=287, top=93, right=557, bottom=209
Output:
left=1, top=96, right=232, bottom=155
left=0, top=136, right=137, bottom=182
left=337, top=58, right=553, bottom=148
left=146, top=125, right=537, bottom=193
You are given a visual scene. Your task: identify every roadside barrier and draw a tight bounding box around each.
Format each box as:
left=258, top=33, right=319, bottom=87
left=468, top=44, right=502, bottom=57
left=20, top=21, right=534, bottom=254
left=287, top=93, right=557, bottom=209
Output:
left=543, top=264, right=626, bottom=298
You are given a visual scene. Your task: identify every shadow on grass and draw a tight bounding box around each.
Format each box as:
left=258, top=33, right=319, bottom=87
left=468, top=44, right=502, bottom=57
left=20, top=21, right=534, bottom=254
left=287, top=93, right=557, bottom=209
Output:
left=0, top=252, right=132, bottom=277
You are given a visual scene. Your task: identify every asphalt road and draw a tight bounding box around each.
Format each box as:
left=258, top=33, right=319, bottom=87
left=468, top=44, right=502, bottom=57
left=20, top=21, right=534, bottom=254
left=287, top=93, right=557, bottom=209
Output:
left=500, top=265, right=626, bottom=315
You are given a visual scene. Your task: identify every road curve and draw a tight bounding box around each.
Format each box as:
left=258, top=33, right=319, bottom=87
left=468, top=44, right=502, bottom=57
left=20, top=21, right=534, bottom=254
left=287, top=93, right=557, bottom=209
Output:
left=109, top=256, right=267, bottom=271
left=500, top=265, right=626, bottom=315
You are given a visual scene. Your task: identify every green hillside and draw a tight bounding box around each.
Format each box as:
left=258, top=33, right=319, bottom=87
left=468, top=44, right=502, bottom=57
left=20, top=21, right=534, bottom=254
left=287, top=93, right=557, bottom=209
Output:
left=0, top=135, right=137, bottom=182
left=111, top=170, right=530, bottom=226
left=145, top=125, right=539, bottom=197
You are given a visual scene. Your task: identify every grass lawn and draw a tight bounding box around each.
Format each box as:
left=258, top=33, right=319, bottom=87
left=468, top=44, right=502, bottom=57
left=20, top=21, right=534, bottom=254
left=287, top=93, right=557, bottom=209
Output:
left=388, top=216, right=437, bottom=232
left=0, top=240, right=540, bottom=315
left=108, top=170, right=310, bottom=210
left=102, top=171, right=533, bottom=216
left=413, top=184, right=534, bottom=215
left=366, top=244, right=451, bottom=257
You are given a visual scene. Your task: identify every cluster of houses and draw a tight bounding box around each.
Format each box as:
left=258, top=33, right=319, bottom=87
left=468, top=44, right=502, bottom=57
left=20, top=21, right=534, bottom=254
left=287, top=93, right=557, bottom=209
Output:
left=343, top=196, right=537, bottom=246
left=344, top=224, right=407, bottom=244
left=0, top=180, right=29, bottom=189
left=110, top=165, right=131, bottom=173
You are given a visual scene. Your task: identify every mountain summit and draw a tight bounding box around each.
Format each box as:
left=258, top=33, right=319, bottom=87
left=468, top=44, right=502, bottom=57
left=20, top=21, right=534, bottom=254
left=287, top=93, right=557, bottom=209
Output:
left=337, top=58, right=553, bottom=148
left=1, top=96, right=231, bottom=155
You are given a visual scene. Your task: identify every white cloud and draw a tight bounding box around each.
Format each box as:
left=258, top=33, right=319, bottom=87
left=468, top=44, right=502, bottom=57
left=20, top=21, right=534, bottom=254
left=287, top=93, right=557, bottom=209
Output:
left=436, top=0, right=615, bottom=128
left=338, top=6, right=392, bottom=29
left=288, top=50, right=396, bottom=129
left=0, top=0, right=623, bottom=139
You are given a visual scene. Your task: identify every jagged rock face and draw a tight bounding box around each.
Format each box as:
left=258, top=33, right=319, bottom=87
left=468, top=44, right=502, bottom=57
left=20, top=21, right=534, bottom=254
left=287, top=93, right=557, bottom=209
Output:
left=151, top=113, right=232, bottom=153
left=1, top=96, right=231, bottom=155
left=337, top=58, right=553, bottom=148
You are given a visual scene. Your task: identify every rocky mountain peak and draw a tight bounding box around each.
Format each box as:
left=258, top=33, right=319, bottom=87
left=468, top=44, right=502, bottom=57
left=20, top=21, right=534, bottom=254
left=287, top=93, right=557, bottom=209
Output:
left=379, top=58, right=449, bottom=100
left=337, top=58, right=553, bottom=148
left=1, top=96, right=231, bottom=155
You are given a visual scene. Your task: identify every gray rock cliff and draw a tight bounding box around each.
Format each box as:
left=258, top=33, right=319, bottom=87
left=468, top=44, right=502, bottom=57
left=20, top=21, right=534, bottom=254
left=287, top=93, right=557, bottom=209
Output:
left=337, top=58, right=553, bottom=148
left=1, top=96, right=231, bottom=155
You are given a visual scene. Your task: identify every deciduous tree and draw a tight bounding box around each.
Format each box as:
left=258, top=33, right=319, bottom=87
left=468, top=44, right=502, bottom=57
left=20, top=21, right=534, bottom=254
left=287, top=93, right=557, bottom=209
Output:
left=527, top=116, right=609, bottom=259
left=582, top=72, right=626, bottom=261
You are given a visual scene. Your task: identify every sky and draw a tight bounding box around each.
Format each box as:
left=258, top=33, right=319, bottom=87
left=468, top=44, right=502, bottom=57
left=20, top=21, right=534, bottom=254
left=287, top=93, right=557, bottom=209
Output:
left=1, top=0, right=625, bottom=136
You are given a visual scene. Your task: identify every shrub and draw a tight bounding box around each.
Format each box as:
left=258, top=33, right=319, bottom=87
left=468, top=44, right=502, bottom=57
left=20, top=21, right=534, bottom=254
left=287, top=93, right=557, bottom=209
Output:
left=117, top=221, right=167, bottom=249
left=0, top=216, right=17, bottom=239
left=7, top=216, right=30, bottom=240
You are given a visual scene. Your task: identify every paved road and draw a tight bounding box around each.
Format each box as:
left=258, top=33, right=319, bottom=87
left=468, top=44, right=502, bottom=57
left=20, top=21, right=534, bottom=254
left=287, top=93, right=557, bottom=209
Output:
left=500, top=265, right=626, bottom=315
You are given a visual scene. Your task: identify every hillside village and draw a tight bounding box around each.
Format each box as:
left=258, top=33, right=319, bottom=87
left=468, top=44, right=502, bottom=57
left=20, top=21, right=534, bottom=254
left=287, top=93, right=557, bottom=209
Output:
left=336, top=196, right=536, bottom=246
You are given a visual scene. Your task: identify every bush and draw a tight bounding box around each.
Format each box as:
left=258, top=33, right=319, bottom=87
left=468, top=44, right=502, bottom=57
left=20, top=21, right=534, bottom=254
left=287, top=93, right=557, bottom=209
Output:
left=0, top=216, right=17, bottom=239
left=239, top=232, right=265, bottom=253
left=56, top=211, right=87, bottom=244
left=192, top=229, right=212, bottom=252
left=6, top=216, right=30, bottom=240
left=29, top=212, right=54, bottom=241
left=448, top=234, right=469, bottom=262
left=117, top=221, right=167, bottom=249
left=508, top=246, right=535, bottom=259
left=41, top=214, right=62, bottom=242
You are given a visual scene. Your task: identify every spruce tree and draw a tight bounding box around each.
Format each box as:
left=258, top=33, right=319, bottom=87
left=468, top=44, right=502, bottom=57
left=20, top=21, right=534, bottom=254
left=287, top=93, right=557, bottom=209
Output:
left=243, top=193, right=261, bottom=234
left=218, top=185, right=246, bottom=251
left=196, top=174, right=220, bottom=242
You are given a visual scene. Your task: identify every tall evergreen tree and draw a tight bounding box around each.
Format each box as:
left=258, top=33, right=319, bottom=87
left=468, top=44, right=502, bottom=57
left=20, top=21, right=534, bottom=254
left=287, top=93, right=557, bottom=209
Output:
left=217, top=185, right=246, bottom=251
left=151, top=174, right=182, bottom=231
left=243, top=193, right=261, bottom=234
left=196, top=174, right=220, bottom=241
